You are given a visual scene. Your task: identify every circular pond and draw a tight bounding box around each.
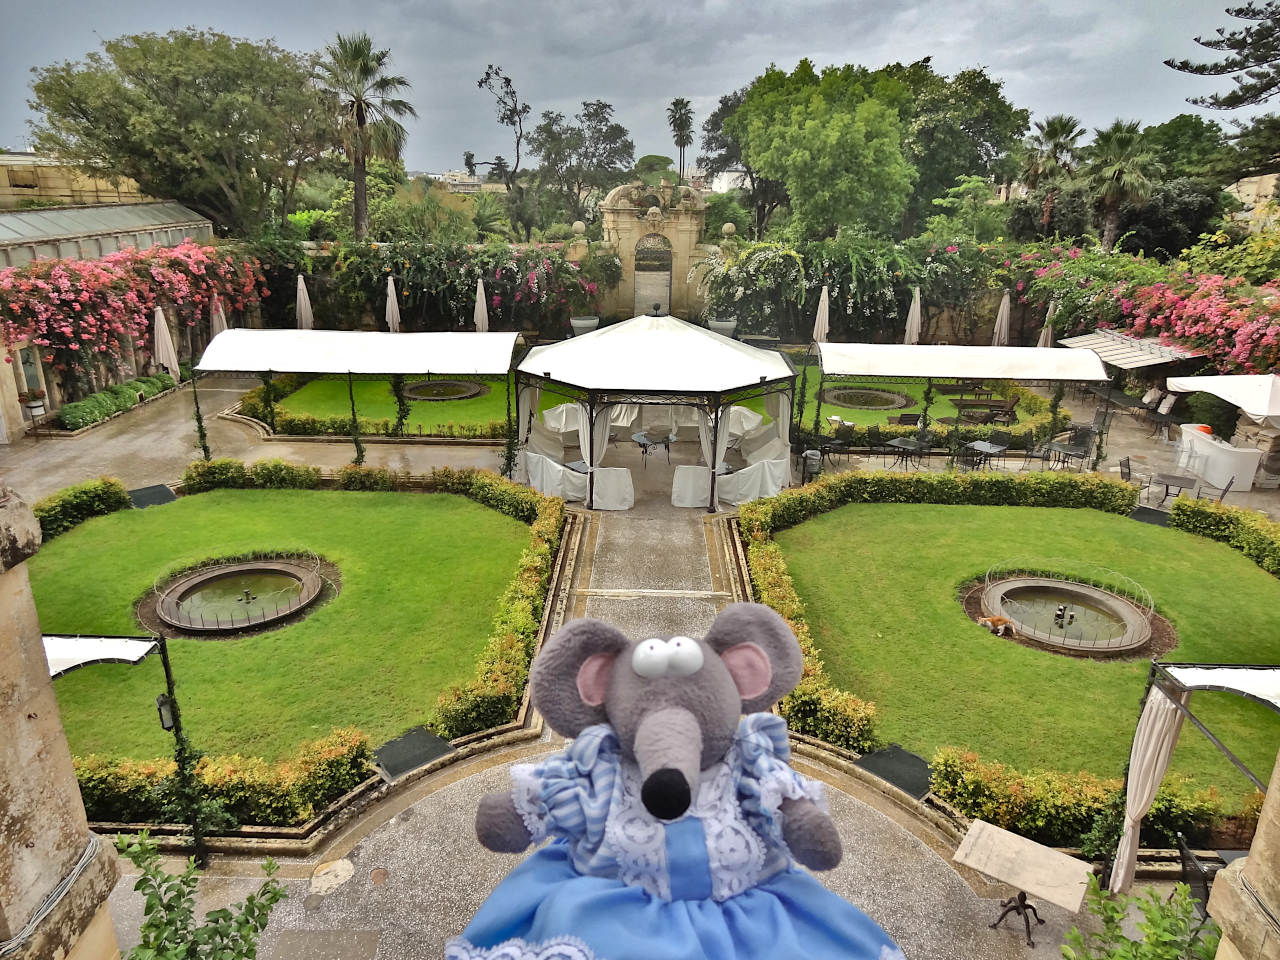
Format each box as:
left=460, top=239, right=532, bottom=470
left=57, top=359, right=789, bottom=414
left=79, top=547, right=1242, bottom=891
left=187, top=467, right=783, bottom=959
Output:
left=404, top=379, right=488, bottom=401
left=155, top=557, right=324, bottom=635
left=980, top=576, right=1152, bottom=655
left=822, top=386, right=913, bottom=410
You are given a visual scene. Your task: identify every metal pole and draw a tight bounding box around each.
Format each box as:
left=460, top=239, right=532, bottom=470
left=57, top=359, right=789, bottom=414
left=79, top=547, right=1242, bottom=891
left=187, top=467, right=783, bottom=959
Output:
left=812, top=373, right=825, bottom=435
left=190, top=374, right=210, bottom=461
left=158, top=637, right=206, bottom=867
left=587, top=392, right=596, bottom=509
left=708, top=396, right=721, bottom=513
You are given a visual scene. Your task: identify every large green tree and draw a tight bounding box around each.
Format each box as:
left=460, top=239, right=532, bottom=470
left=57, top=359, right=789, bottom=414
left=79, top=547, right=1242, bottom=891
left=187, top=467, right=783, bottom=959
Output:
left=666, top=97, right=694, bottom=182
left=699, top=87, right=788, bottom=238
left=728, top=61, right=915, bottom=239
left=315, top=32, right=416, bottom=241
left=1142, top=114, right=1230, bottom=178
left=1166, top=2, right=1280, bottom=108
left=528, top=100, right=634, bottom=221
left=1084, top=120, right=1163, bottom=251
left=29, top=29, right=334, bottom=235
left=465, top=65, right=538, bottom=241
left=1021, top=113, right=1086, bottom=230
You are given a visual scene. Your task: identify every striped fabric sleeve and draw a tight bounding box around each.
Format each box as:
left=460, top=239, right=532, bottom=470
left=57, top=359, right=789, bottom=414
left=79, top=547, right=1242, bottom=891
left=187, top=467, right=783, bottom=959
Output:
left=510, top=724, right=620, bottom=849
left=735, top=713, right=827, bottom=852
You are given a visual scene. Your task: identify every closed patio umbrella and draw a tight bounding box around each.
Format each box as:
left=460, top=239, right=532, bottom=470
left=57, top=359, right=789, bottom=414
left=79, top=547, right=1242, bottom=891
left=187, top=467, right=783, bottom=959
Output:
left=296, top=275, right=314, bottom=330
left=474, top=278, right=489, bottom=333
left=812, top=285, right=830, bottom=343
left=903, top=286, right=921, bottom=345
left=385, top=276, right=401, bottom=333
left=991, top=290, right=1011, bottom=347
left=210, top=297, right=229, bottom=337
left=152, top=306, right=182, bottom=383
left=1036, top=300, right=1058, bottom=349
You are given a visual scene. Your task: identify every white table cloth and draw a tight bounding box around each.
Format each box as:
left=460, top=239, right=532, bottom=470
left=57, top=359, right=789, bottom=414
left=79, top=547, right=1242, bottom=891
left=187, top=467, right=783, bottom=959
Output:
left=716, top=458, right=790, bottom=505
left=671, top=464, right=712, bottom=508
left=524, top=452, right=588, bottom=502
left=1176, top=424, right=1262, bottom=490
left=590, top=467, right=635, bottom=511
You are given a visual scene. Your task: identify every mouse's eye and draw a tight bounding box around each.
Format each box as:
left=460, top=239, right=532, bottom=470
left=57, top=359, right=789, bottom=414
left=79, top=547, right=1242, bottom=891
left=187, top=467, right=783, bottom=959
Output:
left=632, top=638, right=669, bottom=679
left=665, top=636, right=704, bottom=676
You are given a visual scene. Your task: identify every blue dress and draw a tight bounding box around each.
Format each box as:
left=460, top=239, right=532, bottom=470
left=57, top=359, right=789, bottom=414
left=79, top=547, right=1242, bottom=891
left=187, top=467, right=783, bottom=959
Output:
left=446, top=714, right=905, bottom=960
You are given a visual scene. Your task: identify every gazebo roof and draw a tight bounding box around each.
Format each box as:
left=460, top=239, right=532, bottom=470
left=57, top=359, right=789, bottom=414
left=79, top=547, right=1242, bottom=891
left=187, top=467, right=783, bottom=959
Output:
left=816, top=342, right=1108, bottom=381
left=197, top=329, right=520, bottom=376
left=518, top=314, right=794, bottom=393
left=1166, top=374, right=1280, bottom=419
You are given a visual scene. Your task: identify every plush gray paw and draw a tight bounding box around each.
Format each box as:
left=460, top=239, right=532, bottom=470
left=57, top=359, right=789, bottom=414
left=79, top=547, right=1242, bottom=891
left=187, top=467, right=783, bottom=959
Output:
left=475, top=791, right=533, bottom=853
left=780, top=796, right=843, bottom=871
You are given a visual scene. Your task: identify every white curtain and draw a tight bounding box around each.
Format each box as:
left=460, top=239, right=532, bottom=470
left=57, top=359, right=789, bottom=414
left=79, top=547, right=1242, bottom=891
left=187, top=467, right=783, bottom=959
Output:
left=698, top=408, right=714, bottom=468
left=517, top=385, right=541, bottom=445
left=766, top=392, right=791, bottom=446
left=589, top=403, right=613, bottom=468
left=1109, top=686, right=1190, bottom=893
left=385, top=276, right=401, bottom=333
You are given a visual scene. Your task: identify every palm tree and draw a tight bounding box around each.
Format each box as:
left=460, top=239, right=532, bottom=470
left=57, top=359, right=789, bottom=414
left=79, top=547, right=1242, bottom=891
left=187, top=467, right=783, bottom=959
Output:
left=1022, top=114, right=1085, bottom=230
left=667, top=98, right=694, bottom=182
left=1084, top=120, right=1162, bottom=251
left=316, top=33, right=416, bottom=240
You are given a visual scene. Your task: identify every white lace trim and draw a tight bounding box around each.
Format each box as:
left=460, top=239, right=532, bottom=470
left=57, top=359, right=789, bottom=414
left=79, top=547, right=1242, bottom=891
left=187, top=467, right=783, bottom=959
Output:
left=691, top=760, right=768, bottom=901
left=605, top=762, right=668, bottom=900
left=445, top=934, right=598, bottom=960
left=510, top=763, right=549, bottom=843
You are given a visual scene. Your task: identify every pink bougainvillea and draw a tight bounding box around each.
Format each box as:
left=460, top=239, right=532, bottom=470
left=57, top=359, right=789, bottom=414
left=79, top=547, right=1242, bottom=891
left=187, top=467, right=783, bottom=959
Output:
left=0, top=241, right=267, bottom=391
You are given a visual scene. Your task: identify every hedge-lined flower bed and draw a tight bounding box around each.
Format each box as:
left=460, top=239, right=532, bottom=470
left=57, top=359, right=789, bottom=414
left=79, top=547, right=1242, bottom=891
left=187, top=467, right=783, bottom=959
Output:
left=930, top=747, right=1222, bottom=849
left=33, top=476, right=132, bottom=539
left=75, top=728, right=371, bottom=827
left=739, top=469, right=1138, bottom=539
left=57, top=374, right=176, bottom=430
left=1170, top=495, right=1280, bottom=577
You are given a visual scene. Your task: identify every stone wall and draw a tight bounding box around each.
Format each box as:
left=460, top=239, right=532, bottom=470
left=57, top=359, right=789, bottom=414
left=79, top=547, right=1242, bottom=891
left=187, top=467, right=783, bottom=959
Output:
left=0, top=487, right=119, bottom=958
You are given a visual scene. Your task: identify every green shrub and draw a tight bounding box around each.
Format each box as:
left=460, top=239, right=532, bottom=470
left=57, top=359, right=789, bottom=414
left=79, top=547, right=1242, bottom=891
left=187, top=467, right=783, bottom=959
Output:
left=152, top=372, right=176, bottom=390
left=238, top=374, right=305, bottom=423
left=129, top=377, right=163, bottom=399
left=54, top=373, right=178, bottom=429
left=930, top=747, right=1223, bottom=848
left=1185, top=392, right=1239, bottom=439
left=1065, top=874, right=1219, bottom=960
left=33, top=477, right=132, bottom=539
left=336, top=464, right=400, bottom=491
left=56, top=400, right=102, bottom=430
left=183, top=458, right=251, bottom=493
left=104, top=383, right=140, bottom=411
left=249, top=459, right=322, bottom=489
left=1170, top=495, right=1280, bottom=576
left=73, top=728, right=372, bottom=827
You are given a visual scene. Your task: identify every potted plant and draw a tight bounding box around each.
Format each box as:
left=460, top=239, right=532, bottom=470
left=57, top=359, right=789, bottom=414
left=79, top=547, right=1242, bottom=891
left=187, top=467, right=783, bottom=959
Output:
left=569, top=315, right=599, bottom=336
left=19, top=388, right=46, bottom=416
left=707, top=316, right=738, bottom=339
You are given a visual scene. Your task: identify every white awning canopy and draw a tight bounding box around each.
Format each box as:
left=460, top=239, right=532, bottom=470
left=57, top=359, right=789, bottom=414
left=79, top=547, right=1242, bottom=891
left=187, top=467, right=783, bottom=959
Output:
left=197, top=329, right=521, bottom=376
left=1166, top=374, right=1280, bottom=420
left=815, top=342, right=1108, bottom=381
left=1162, top=663, right=1280, bottom=714
left=43, top=635, right=157, bottom=679
left=518, top=314, right=794, bottom=393
left=1059, top=328, right=1202, bottom=370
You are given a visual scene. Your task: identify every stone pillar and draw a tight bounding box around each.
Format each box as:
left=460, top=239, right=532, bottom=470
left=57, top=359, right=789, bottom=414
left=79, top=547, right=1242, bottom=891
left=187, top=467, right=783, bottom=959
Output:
left=0, top=487, right=120, bottom=959
left=1208, top=748, right=1280, bottom=959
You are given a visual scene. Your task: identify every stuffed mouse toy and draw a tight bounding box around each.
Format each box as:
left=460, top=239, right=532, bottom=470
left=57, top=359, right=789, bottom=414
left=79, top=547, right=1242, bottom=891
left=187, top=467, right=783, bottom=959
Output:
left=445, top=603, right=905, bottom=960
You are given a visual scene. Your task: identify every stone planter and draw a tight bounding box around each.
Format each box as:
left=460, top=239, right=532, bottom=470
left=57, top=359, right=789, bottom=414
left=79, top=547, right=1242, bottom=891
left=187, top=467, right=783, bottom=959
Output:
left=570, top=316, right=599, bottom=336
left=708, top=320, right=738, bottom=339
left=23, top=400, right=45, bottom=417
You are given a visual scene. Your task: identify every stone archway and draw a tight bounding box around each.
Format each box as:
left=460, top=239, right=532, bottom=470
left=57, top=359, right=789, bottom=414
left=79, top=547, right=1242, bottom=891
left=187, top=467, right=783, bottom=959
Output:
left=634, top=233, right=673, bottom=315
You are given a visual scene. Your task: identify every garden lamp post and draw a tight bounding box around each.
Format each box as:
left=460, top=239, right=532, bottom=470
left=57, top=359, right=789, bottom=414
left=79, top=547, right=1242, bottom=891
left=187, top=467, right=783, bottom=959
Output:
left=154, top=636, right=208, bottom=867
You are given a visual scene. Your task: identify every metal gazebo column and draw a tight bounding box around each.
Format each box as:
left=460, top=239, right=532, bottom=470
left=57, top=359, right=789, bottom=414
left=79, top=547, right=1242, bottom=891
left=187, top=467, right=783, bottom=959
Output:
left=587, top=390, right=596, bottom=509
left=707, top=392, right=723, bottom=513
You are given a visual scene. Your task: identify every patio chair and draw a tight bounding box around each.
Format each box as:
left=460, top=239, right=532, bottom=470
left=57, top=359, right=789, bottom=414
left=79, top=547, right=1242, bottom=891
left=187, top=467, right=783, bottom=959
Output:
left=865, top=425, right=889, bottom=467
left=1119, top=457, right=1153, bottom=503
left=1018, top=431, right=1047, bottom=471
left=1196, top=475, right=1235, bottom=504
left=890, top=413, right=922, bottom=427
left=956, top=445, right=984, bottom=472
left=991, top=396, right=1021, bottom=425
left=1175, top=833, right=1212, bottom=922
left=960, top=409, right=998, bottom=426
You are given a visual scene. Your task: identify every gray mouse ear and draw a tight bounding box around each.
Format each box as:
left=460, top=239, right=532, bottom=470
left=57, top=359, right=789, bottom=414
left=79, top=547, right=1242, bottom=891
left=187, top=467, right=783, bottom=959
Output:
left=703, top=603, right=802, bottom=712
left=531, top=618, right=629, bottom=737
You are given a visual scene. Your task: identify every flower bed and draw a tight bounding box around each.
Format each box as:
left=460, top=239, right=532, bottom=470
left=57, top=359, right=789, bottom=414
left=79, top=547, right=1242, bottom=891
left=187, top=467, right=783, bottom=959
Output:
left=55, top=374, right=176, bottom=430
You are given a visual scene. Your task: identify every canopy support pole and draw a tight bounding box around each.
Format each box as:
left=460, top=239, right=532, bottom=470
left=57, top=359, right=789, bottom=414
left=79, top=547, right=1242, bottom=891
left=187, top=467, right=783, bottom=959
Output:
left=502, top=370, right=516, bottom=478
left=708, top=394, right=722, bottom=513
left=587, top=390, right=596, bottom=510
left=190, top=374, right=210, bottom=461
left=346, top=371, right=365, bottom=465
left=812, top=373, right=825, bottom=436
left=794, top=343, right=812, bottom=434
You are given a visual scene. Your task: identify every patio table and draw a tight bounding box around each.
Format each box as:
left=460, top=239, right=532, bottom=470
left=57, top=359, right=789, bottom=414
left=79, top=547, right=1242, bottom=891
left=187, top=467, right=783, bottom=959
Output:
left=886, top=436, right=927, bottom=469
left=1153, top=472, right=1196, bottom=506
left=965, top=439, right=1007, bottom=470
left=1045, top=441, right=1089, bottom=470
left=632, top=431, right=674, bottom=468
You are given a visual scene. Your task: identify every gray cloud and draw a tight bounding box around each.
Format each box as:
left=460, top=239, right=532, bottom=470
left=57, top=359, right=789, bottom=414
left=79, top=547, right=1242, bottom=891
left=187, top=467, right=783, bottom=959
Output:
left=0, top=0, right=1266, bottom=174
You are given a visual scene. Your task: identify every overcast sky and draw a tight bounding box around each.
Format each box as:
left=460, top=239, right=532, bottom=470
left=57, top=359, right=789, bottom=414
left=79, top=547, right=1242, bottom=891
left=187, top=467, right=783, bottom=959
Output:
left=0, top=0, right=1267, bottom=173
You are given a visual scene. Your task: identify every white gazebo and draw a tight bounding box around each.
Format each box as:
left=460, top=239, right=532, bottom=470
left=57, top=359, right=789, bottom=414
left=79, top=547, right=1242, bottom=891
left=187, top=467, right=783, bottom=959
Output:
left=515, top=313, right=796, bottom=511
left=1110, top=661, right=1279, bottom=893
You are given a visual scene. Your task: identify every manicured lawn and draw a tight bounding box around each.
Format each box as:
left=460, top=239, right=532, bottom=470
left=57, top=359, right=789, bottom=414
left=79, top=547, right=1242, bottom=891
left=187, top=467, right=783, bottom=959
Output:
left=776, top=503, right=1280, bottom=801
left=31, top=490, right=529, bottom=761
left=278, top=375, right=559, bottom=431
left=739, top=374, right=964, bottom=431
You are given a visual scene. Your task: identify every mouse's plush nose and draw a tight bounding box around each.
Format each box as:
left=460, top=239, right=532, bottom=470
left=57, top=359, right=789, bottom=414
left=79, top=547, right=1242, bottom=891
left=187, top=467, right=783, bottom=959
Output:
left=641, top=768, right=691, bottom=820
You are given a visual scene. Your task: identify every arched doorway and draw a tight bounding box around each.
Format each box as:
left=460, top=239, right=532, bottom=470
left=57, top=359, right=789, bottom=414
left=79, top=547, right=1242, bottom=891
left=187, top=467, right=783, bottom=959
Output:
left=634, top=233, right=673, bottom=315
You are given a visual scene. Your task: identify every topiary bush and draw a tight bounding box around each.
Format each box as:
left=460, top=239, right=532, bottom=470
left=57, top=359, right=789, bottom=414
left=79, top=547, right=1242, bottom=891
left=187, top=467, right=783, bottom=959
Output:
left=74, top=728, right=372, bottom=827
left=182, top=458, right=251, bottom=493
left=33, top=476, right=132, bottom=539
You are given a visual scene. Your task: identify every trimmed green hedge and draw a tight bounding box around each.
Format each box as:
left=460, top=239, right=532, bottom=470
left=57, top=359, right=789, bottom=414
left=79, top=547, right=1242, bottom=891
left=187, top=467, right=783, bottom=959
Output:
left=425, top=469, right=566, bottom=738
left=33, top=477, right=132, bottom=539
left=75, top=728, right=371, bottom=827
left=931, top=747, right=1222, bottom=849
left=739, top=469, right=1138, bottom=538
left=1170, top=495, right=1280, bottom=577
left=182, top=458, right=321, bottom=493
left=56, top=374, right=176, bottom=430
